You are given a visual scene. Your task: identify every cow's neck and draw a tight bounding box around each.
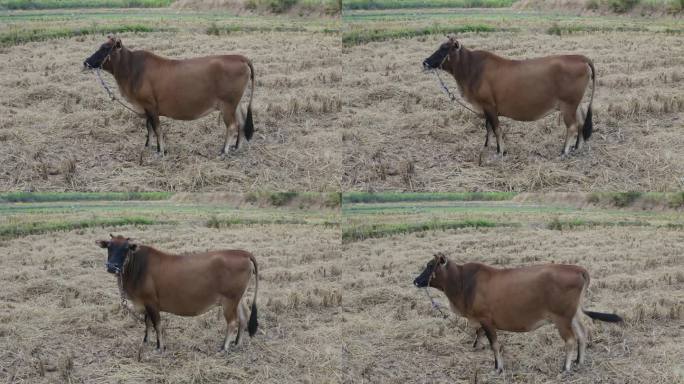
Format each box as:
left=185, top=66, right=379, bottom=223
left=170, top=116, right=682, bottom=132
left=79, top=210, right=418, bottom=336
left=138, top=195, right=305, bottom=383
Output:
left=443, top=264, right=472, bottom=314
left=449, top=48, right=477, bottom=96
left=107, top=48, right=133, bottom=96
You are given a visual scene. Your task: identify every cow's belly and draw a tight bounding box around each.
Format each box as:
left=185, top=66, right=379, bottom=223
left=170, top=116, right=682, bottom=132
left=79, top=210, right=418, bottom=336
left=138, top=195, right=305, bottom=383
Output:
left=159, top=292, right=220, bottom=316
left=162, top=103, right=218, bottom=121
left=497, top=95, right=558, bottom=122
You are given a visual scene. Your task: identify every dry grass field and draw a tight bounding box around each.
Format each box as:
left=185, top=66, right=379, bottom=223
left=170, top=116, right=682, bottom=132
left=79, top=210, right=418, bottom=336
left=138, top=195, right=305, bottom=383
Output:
left=341, top=9, right=684, bottom=192
left=0, top=10, right=341, bottom=192
left=0, top=196, right=347, bottom=383
left=341, top=197, right=684, bottom=383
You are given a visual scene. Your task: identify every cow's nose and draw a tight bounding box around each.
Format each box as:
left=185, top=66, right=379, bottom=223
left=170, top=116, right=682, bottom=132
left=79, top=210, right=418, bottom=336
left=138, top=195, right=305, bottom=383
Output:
left=422, top=60, right=430, bottom=69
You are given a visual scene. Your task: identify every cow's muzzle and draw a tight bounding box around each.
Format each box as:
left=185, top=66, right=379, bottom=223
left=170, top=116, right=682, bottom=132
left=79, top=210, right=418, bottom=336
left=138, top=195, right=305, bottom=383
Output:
left=413, top=277, right=427, bottom=288
left=106, top=263, right=121, bottom=274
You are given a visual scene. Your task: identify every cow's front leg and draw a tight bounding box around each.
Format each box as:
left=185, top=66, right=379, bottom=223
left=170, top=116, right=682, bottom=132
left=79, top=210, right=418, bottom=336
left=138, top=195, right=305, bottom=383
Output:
left=472, top=327, right=486, bottom=350
left=144, top=116, right=154, bottom=148
left=485, top=110, right=504, bottom=156
left=484, top=119, right=493, bottom=148
left=482, top=324, right=504, bottom=374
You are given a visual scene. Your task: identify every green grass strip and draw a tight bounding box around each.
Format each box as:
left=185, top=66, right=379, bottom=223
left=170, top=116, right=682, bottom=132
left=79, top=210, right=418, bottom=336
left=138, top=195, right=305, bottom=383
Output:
left=0, top=192, right=173, bottom=203
left=546, top=218, right=679, bottom=230
left=342, top=219, right=517, bottom=242
left=0, top=24, right=175, bottom=47
left=342, top=192, right=516, bottom=204
left=0, top=216, right=162, bottom=239
left=342, top=0, right=515, bottom=10
left=0, top=0, right=173, bottom=10
left=206, top=216, right=310, bottom=228
left=343, top=24, right=503, bottom=46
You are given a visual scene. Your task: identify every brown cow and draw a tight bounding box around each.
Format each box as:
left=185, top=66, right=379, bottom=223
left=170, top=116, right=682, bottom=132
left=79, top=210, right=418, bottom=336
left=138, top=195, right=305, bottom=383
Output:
left=96, top=235, right=258, bottom=352
left=413, top=254, right=622, bottom=373
left=84, top=36, right=254, bottom=155
left=423, top=37, right=595, bottom=157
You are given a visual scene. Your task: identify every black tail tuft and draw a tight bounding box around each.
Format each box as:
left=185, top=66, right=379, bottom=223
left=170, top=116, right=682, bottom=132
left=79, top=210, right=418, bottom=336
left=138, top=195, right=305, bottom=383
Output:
left=583, top=105, right=593, bottom=140
left=247, top=300, right=258, bottom=337
left=244, top=107, right=254, bottom=141
left=584, top=310, right=622, bottom=323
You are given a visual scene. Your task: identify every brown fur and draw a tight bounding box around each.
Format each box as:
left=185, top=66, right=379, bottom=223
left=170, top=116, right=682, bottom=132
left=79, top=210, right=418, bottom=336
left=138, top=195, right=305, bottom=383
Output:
left=98, top=235, right=258, bottom=352
left=96, top=36, right=255, bottom=155
left=431, top=37, right=595, bottom=156
left=417, top=255, right=621, bottom=373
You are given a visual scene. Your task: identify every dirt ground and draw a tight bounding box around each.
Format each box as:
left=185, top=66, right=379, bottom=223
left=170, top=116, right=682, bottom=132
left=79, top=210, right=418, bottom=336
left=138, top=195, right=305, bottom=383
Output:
left=0, top=31, right=341, bottom=192
left=340, top=225, right=684, bottom=383
left=341, top=31, right=684, bottom=192
left=0, top=219, right=347, bottom=383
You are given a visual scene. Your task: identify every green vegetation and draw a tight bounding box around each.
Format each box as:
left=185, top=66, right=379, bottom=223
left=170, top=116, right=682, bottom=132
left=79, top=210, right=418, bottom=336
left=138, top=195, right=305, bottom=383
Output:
left=343, top=24, right=501, bottom=46
left=343, top=219, right=516, bottom=242
left=0, top=0, right=172, bottom=9
left=584, top=0, right=683, bottom=12
left=586, top=192, right=684, bottom=209
left=0, top=24, right=171, bottom=47
left=0, top=217, right=159, bottom=239
left=245, top=0, right=340, bottom=14
left=205, top=22, right=309, bottom=35
left=547, top=217, right=654, bottom=230
left=669, top=193, right=684, bottom=209
left=206, top=215, right=309, bottom=228
left=547, top=23, right=647, bottom=35
left=343, top=0, right=515, bottom=10
left=342, top=192, right=516, bottom=204
left=0, top=192, right=173, bottom=203
left=608, top=0, right=640, bottom=12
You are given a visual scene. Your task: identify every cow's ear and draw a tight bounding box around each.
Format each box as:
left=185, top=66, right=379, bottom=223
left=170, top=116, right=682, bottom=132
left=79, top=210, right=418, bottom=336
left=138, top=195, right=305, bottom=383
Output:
left=437, top=253, right=447, bottom=266
left=114, top=38, right=122, bottom=49
left=129, top=243, right=138, bottom=252
left=96, top=240, right=109, bottom=248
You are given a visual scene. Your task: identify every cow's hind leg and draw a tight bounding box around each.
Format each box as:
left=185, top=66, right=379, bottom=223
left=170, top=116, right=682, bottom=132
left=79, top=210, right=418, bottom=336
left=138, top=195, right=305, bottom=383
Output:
left=220, top=298, right=239, bottom=352
left=555, top=317, right=577, bottom=372
left=482, top=323, right=504, bottom=373
left=234, top=300, right=248, bottom=346
left=572, top=311, right=587, bottom=365
left=560, top=102, right=580, bottom=157
left=219, top=105, right=239, bottom=155
left=574, top=106, right=586, bottom=151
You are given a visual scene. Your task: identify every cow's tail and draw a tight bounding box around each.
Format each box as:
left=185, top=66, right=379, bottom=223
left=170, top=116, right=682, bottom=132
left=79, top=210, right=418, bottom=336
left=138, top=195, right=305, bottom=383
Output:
left=583, top=58, right=595, bottom=141
left=247, top=253, right=258, bottom=337
left=579, top=269, right=623, bottom=323
left=243, top=59, right=255, bottom=141
left=583, top=310, right=623, bottom=323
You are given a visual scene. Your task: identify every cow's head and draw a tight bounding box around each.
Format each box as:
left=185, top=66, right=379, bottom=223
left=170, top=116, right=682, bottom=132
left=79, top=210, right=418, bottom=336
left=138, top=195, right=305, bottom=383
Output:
left=422, top=36, right=461, bottom=71
left=84, top=35, right=122, bottom=70
left=96, top=234, right=137, bottom=274
left=413, top=252, right=449, bottom=290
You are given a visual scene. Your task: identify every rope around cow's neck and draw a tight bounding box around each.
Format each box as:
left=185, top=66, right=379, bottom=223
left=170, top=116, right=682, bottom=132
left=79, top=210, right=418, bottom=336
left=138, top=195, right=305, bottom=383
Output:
left=116, top=268, right=145, bottom=322
left=423, top=287, right=449, bottom=319
left=431, top=69, right=480, bottom=116
left=93, top=67, right=145, bottom=117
